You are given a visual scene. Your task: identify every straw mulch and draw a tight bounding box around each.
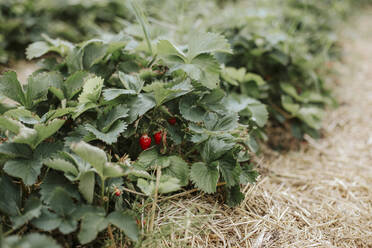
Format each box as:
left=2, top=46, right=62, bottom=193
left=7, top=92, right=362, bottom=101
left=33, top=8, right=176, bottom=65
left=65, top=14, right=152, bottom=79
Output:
left=142, top=11, right=372, bottom=248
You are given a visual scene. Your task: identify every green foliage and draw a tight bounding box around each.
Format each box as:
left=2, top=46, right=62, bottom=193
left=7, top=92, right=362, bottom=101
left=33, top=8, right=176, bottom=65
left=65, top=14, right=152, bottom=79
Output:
left=0, top=0, right=367, bottom=246
left=0, top=24, right=260, bottom=246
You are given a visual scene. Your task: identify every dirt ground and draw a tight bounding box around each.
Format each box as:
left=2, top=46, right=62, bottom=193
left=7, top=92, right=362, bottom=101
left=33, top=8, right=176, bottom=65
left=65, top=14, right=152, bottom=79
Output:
left=141, top=10, right=372, bottom=248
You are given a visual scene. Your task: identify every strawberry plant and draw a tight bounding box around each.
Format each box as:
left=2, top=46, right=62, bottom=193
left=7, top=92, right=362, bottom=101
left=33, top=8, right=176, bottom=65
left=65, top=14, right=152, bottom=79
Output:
left=0, top=23, right=262, bottom=245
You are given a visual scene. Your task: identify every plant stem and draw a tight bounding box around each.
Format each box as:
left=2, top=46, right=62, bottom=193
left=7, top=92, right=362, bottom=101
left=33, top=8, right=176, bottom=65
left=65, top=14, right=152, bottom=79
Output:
left=128, top=0, right=153, bottom=56
left=101, top=177, right=105, bottom=206
left=184, top=144, right=200, bottom=157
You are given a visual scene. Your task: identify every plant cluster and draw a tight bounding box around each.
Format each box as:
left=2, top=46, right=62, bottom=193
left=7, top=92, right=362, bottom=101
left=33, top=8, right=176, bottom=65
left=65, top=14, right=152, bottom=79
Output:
left=0, top=0, right=133, bottom=63
left=0, top=25, right=262, bottom=247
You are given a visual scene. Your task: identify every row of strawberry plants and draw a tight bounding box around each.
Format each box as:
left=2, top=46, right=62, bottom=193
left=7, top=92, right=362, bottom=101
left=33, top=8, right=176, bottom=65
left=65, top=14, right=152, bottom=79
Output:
left=0, top=0, right=134, bottom=63
left=140, top=0, right=365, bottom=138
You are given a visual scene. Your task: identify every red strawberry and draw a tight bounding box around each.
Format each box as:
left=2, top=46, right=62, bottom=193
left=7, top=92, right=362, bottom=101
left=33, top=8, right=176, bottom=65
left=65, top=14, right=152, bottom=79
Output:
left=115, top=189, right=121, bottom=196
left=154, top=131, right=163, bottom=144
left=139, top=134, right=151, bottom=150
left=168, top=117, right=177, bottom=125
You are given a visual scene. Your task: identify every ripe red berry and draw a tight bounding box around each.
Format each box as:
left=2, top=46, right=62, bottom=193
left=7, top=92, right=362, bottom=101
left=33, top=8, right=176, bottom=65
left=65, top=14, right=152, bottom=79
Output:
left=115, top=189, right=121, bottom=196
left=154, top=131, right=163, bottom=144
left=168, top=117, right=177, bottom=125
left=139, top=134, right=151, bottom=150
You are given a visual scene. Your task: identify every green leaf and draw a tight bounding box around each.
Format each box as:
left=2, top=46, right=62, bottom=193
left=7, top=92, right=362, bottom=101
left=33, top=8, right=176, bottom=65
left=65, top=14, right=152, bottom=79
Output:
left=25, top=71, right=64, bottom=108
left=4, top=108, right=40, bottom=124
left=134, top=148, right=159, bottom=169
left=219, top=157, right=241, bottom=187
left=85, top=121, right=127, bottom=145
left=26, top=41, right=50, bottom=60
left=190, top=162, right=219, bottom=193
left=187, top=32, right=232, bottom=61
left=58, top=217, right=78, bottom=234
left=41, top=107, right=75, bottom=122
left=66, top=47, right=84, bottom=73
left=98, top=104, right=129, bottom=132
left=40, top=171, right=81, bottom=204
left=72, top=102, right=97, bottom=119
left=221, top=67, right=246, bottom=86
left=49, top=187, right=76, bottom=216
left=281, top=95, right=300, bottom=114
left=122, top=166, right=152, bottom=179
left=176, top=54, right=221, bottom=89
left=102, top=89, right=137, bottom=101
left=3, top=159, right=42, bottom=185
left=225, top=185, right=244, bottom=207
left=10, top=197, right=42, bottom=229
left=102, top=162, right=125, bottom=178
left=179, top=95, right=205, bottom=122
left=157, top=40, right=185, bottom=62
left=245, top=134, right=259, bottom=153
left=157, top=33, right=231, bottom=89
left=78, top=212, right=108, bottom=244
left=0, top=116, right=22, bottom=134
left=64, top=71, right=90, bottom=100
left=163, top=156, right=189, bottom=186
left=137, top=175, right=181, bottom=195
left=118, top=72, right=144, bottom=94
left=39, top=188, right=78, bottom=234
left=33, top=142, right=63, bottom=160
left=82, top=42, right=108, bottom=69
left=49, top=87, right=64, bottom=101
left=32, top=119, right=65, bottom=148
left=201, top=138, right=234, bottom=163
left=126, top=93, right=156, bottom=123
left=158, top=175, right=182, bottom=194
left=71, top=141, right=107, bottom=177
left=297, top=106, right=324, bottom=130
left=4, top=233, right=62, bottom=248
left=0, top=175, right=21, bottom=216
left=240, top=164, right=259, bottom=184
left=107, top=211, right=139, bottom=241
left=0, top=99, right=18, bottom=114
left=78, top=76, right=104, bottom=104
left=226, top=95, right=268, bottom=127
left=280, top=83, right=303, bottom=102
left=203, top=112, right=239, bottom=132
left=143, top=81, right=175, bottom=106
left=245, top=101, right=268, bottom=128
left=0, top=71, right=25, bottom=105
left=137, top=179, right=153, bottom=195
left=143, top=80, right=193, bottom=106
left=200, top=89, right=225, bottom=105
left=44, top=158, right=78, bottom=176
left=0, top=143, right=32, bottom=160
left=31, top=208, right=61, bottom=232
left=78, top=171, right=95, bottom=204
left=12, top=126, right=38, bottom=148
left=243, top=73, right=266, bottom=86
left=281, top=96, right=324, bottom=129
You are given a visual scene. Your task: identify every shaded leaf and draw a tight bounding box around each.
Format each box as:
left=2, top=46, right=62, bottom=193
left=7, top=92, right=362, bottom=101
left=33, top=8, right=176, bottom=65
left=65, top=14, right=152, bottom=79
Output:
left=190, top=162, right=219, bottom=193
